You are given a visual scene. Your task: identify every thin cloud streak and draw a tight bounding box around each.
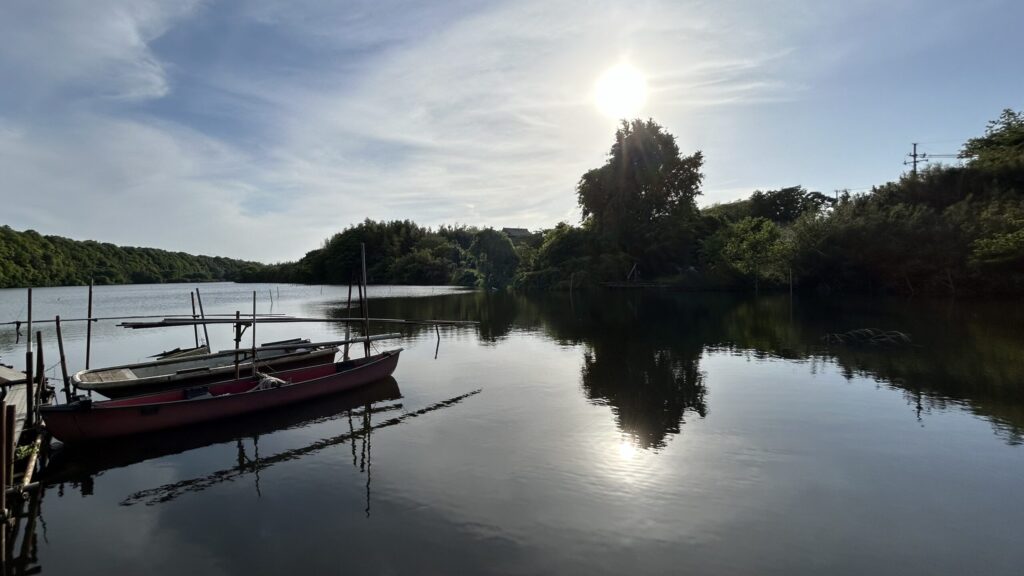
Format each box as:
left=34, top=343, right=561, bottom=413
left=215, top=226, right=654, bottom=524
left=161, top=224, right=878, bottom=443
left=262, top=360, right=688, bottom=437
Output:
left=3, top=0, right=1018, bottom=262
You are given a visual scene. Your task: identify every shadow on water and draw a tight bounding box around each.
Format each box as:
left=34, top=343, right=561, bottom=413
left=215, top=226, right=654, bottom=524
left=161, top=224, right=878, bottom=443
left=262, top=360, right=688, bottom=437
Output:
left=365, top=290, right=1024, bottom=447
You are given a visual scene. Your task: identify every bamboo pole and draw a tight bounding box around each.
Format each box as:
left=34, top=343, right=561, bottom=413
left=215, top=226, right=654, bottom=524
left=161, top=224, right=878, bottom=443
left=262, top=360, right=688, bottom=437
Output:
left=1, top=402, right=6, bottom=540
left=4, top=405, right=13, bottom=492
left=234, top=311, right=241, bottom=381
left=25, top=289, right=33, bottom=427
left=190, top=292, right=200, bottom=348
left=55, top=316, right=72, bottom=403
left=86, top=279, right=94, bottom=369
left=35, top=331, right=45, bottom=408
left=242, top=333, right=400, bottom=352
left=195, top=288, right=211, bottom=348
left=344, top=279, right=353, bottom=360
left=361, top=243, right=371, bottom=357
left=251, top=292, right=257, bottom=378
left=120, top=316, right=478, bottom=328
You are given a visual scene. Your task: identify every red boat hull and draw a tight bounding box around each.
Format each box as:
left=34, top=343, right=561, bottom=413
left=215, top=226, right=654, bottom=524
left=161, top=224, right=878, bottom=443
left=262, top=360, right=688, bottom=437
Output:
left=42, top=350, right=401, bottom=442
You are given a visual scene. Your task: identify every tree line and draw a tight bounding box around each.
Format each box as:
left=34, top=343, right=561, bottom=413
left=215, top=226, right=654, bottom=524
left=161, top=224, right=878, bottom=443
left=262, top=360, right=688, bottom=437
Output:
left=3, top=108, right=1021, bottom=295
left=0, top=226, right=262, bottom=287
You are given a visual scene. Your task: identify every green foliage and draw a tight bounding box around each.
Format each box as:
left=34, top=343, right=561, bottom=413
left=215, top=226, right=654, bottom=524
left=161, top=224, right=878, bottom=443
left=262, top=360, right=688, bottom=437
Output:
left=961, top=108, right=1024, bottom=168
left=0, top=225, right=261, bottom=288
left=469, top=229, right=519, bottom=289
left=577, top=119, right=704, bottom=274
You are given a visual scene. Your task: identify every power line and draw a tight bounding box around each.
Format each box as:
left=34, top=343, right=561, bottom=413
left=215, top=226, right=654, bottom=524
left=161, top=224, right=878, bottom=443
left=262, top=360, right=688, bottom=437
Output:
left=905, top=143, right=960, bottom=177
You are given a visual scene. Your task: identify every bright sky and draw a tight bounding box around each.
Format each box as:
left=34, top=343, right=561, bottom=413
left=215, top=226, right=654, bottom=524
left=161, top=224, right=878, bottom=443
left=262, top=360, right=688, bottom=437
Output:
left=1, top=0, right=1021, bottom=262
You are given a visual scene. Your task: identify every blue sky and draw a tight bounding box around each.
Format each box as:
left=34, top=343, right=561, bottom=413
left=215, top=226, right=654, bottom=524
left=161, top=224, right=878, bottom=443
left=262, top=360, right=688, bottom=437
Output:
left=1, top=0, right=1021, bottom=262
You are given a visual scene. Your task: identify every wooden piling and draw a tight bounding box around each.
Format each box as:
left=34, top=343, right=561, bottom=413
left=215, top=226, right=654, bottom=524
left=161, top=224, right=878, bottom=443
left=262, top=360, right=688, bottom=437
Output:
left=234, top=311, right=241, bottom=381
left=195, top=288, right=211, bottom=348
left=4, top=405, right=13, bottom=493
left=24, top=289, right=33, bottom=428
left=55, top=316, right=72, bottom=403
left=1, top=402, right=6, bottom=535
left=35, top=331, right=45, bottom=408
left=251, top=292, right=257, bottom=378
left=86, top=279, right=94, bottom=369
left=361, top=243, right=371, bottom=357
left=190, top=292, right=200, bottom=348
left=344, top=280, right=353, bottom=360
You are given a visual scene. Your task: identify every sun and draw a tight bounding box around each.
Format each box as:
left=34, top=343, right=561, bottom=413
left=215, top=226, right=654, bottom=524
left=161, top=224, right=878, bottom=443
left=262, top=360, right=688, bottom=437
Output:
left=594, top=62, right=648, bottom=119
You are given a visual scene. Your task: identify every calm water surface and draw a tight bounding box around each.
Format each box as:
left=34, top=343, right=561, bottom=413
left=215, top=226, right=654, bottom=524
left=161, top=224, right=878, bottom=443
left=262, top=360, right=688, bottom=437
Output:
left=1, top=283, right=1023, bottom=575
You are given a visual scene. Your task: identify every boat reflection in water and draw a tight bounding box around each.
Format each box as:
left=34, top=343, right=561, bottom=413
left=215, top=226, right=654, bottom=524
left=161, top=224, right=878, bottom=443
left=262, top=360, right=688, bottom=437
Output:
left=42, top=377, right=482, bottom=511
left=43, top=377, right=403, bottom=493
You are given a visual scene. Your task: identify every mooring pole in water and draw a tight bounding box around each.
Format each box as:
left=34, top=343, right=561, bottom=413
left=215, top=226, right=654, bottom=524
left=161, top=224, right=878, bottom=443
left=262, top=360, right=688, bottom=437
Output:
left=190, top=292, right=200, bottom=348
left=1, top=401, right=6, bottom=550
left=361, top=243, right=370, bottom=357
left=85, top=279, right=94, bottom=370
left=24, top=289, right=34, bottom=428
left=344, top=279, right=353, bottom=360
left=195, top=288, right=211, bottom=348
left=35, top=331, right=45, bottom=410
left=56, top=316, right=72, bottom=403
left=251, top=292, right=257, bottom=378
left=234, top=311, right=241, bottom=381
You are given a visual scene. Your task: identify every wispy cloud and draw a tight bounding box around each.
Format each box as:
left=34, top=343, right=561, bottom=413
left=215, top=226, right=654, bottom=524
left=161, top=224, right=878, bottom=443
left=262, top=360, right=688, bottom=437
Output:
left=3, top=0, right=1017, bottom=261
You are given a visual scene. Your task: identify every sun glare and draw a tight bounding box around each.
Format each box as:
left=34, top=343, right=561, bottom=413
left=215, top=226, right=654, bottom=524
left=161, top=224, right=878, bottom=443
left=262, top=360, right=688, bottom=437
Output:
left=594, top=62, right=648, bottom=119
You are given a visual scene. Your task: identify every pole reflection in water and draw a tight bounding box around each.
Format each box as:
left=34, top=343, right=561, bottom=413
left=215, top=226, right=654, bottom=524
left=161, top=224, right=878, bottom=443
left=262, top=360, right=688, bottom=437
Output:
left=120, top=388, right=481, bottom=506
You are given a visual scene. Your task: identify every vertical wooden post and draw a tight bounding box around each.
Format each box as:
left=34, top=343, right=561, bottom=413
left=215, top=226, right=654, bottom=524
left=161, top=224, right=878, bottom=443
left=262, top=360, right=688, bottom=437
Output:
left=196, top=288, right=211, bottom=349
left=361, top=243, right=370, bottom=357
left=251, top=292, right=257, bottom=378
left=56, top=316, right=72, bottom=403
left=35, top=331, right=45, bottom=408
left=25, top=288, right=33, bottom=427
left=190, top=292, right=200, bottom=348
left=234, top=311, right=241, bottom=381
left=4, top=404, right=13, bottom=485
left=356, top=281, right=364, bottom=347
left=86, top=279, right=94, bottom=369
left=344, top=279, right=353, bottom=360
left=1, top=401, right=6, bottom=552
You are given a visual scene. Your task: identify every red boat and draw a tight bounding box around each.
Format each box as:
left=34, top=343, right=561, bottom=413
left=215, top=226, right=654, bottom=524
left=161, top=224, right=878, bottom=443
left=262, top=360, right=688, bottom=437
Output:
left=41, top=349, right=401, bottom=442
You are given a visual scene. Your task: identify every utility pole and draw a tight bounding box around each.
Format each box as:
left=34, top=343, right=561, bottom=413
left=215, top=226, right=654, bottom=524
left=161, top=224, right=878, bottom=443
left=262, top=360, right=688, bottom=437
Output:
left=905, top=142, right=921, bottom=178
left=905, top=143, right=959, bottom=177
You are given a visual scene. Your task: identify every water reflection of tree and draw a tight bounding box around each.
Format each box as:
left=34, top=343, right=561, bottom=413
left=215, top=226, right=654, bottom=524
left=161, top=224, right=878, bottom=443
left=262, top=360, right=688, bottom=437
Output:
left=335, top=289, right=1024, bottom=446
left=581, top=346, right=706, bottom=449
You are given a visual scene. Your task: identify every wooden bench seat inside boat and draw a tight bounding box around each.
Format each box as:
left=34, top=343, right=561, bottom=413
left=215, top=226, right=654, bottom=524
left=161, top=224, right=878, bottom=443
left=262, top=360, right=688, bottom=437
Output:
left=80, top=368, right=138, bottom=383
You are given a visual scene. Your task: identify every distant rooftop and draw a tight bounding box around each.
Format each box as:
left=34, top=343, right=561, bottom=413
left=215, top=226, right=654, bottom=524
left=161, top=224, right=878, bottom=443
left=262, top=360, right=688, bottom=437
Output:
left=501, top=227, right=532, bottom=238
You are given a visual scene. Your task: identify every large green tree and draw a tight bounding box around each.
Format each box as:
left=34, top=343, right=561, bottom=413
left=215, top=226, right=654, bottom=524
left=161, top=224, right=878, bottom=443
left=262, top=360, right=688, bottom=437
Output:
left=577, top=119, right=704, bottom=276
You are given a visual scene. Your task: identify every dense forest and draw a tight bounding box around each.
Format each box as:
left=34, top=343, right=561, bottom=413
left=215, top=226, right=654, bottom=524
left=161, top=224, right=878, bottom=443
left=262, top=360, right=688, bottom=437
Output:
left=3, top=108, right=1022, bottom=295
left=248, top=108, right=1024, bottom=296
left=0, top=226, right=263, bottom=287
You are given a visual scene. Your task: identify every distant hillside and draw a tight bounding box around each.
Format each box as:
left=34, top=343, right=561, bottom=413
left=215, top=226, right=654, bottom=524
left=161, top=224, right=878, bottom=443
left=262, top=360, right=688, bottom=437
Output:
left=0, top=225, right=264, bottom=288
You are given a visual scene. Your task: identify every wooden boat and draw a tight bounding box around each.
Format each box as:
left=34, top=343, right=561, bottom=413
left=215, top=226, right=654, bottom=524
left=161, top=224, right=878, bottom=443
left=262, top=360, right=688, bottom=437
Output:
left=72, top=338, right=338, bottom=398
left=42, top=349, right=402, bottom=442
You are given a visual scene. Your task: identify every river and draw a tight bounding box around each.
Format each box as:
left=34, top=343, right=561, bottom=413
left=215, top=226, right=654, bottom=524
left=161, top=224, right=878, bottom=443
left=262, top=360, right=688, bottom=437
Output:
left=1, top=283, right=1022, bottom=575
